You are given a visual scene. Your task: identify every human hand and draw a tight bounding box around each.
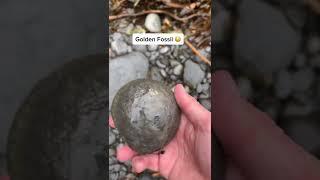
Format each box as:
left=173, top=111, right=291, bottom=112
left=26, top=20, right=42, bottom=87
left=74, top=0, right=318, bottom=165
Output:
left=109, top=84, right=211, bottom=180
left=213, top=71, right=320, bottom=180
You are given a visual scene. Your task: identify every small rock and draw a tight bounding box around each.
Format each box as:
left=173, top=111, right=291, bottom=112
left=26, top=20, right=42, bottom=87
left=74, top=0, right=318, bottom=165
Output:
left=292, top=68, right=315, bottom=92
left=133, top=45, right=147, bottom=52
left=160, top=58, right=170, bottom=66
left=170, top=75, right=177, bottom=81
left=274, top=69, right=293, bottom=99
left=237, top=77, right=252, bottom=100
left=205, top=46, right=211, bottom=53
left=147, top=44, right=158, bottom=51
left=109, top=157, right=116, bottom=165
left=160, top=46, right=170, bottom=54
left=173, top=64, right=183, bottom=75
left=170, top=60, right=180, bottom=67
left=109, top=131, right=116, bottom=145
left=307, top=36, right=320, bottom=55
left=111, top=40, right=129, bottom=55
left=197, top=83, right=210, bottom=94
left=150, top=67, right=163, bottom=81
left=183, top=60, right=205, bottom=88
left=156, top=60, right=166, bottom=68
left=150, top=51, right=160, bottom=63
left=160, top=69, right=167, bottom=77
left=144, top=13, right=161, bottom=32
left=207, top=73, right=211, bottom=79
left=109, top=149, right=115, bottom=156
left=200, top=99, right=211, bottom=111
left=120, top=165, right=127, bottom=172
left=184, top=85, right=191, bottom=94
left=112, top=32, right=124, bottom=41
left=109, top=172, right=119, bottom=180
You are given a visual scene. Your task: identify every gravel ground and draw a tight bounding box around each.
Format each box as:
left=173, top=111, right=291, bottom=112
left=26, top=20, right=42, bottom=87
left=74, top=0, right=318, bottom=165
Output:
left=108, top=16, right=212, bottom=180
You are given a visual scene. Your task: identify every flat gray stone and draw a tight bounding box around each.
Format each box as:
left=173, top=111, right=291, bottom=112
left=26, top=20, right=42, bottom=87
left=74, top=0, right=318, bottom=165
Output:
left=234, top=0, right=300, bottom=76
left=183, top=60, right=205, bottom=88
left=109, top=52, right=149, bottom=110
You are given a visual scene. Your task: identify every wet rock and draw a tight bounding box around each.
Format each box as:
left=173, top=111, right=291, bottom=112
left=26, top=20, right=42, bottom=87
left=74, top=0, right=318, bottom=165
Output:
left=144, top=13, right=161, bottom=32
left=183, top=60, right=205, bottom=88
left=109, top=52, right=149, bottom=110
left=111, top=80, right=181, bottom=154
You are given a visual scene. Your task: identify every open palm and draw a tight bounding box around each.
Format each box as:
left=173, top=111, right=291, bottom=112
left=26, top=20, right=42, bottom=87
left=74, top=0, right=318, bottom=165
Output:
left=109, top=84, right=211, bottom=180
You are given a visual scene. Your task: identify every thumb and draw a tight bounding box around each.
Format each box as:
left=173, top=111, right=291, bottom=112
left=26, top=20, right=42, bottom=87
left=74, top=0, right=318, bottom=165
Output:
left=174, top=84, right=211, bottom=131
left=213, top=70, right=320, bottom=180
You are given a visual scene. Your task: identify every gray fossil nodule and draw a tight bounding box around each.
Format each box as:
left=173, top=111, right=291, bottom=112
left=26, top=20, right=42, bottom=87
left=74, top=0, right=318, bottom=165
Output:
left=111, top=79, right=181, bottom=154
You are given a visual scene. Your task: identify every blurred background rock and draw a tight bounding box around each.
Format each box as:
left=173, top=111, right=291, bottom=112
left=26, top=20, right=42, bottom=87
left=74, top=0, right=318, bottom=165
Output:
left=214, top=0, right=320, bottom=164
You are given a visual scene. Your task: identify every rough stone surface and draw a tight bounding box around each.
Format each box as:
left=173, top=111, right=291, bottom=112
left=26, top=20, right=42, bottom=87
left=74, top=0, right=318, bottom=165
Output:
left=111, top=79, right=181, bottom=154
left=109, top=52, right=149, bottom=110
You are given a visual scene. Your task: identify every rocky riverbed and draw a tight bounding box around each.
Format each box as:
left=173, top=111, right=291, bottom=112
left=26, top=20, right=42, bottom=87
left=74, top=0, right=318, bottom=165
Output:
left=108, top=14, right=211, bottom=180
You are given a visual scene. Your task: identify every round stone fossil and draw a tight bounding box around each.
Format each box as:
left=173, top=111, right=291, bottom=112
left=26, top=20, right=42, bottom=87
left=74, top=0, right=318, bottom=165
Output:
left=111, top=79, right=181, bottom=154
